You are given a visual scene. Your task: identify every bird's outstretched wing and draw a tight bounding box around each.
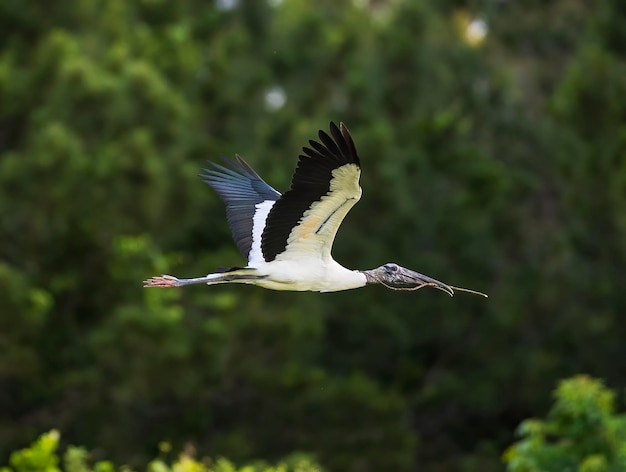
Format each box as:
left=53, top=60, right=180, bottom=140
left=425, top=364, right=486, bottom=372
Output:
left=261, top=122, right=361, bottom=263
left=200, top=155, right=281, bottom=261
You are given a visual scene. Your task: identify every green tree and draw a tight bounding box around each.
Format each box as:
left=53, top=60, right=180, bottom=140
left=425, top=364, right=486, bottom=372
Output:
left=1, top=0, right=626, bottom=471
left=504, top=376, right=626, bottom=472
left=1, top=430, right=320, bottom=472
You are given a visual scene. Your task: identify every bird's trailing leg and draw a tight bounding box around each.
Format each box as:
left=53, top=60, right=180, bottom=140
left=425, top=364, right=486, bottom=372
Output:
left=143, top=274, right=215, bottom=288
left=143, top=269, right=267, bottom=288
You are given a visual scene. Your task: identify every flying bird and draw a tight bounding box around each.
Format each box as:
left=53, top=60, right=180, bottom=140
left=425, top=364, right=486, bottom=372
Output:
left=144, top=122, right=486, bottom=297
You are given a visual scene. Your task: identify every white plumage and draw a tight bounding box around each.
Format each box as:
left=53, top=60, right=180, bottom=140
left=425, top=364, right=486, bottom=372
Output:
left=249, top=200, right=276, bottom=266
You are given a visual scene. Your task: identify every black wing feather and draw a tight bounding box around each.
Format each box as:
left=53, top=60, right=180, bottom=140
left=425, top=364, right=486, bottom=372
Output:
left=261, top=122, right=360, bottom=262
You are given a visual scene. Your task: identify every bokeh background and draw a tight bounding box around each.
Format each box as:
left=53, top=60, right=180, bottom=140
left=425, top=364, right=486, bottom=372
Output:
left=2, top=0, right=626, bottom=470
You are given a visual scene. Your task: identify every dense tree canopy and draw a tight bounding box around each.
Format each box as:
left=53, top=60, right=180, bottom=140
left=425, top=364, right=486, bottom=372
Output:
left=1, top=0, right=625, bottom=470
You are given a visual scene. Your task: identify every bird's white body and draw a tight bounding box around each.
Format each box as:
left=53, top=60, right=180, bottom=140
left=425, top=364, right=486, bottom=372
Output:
left=249, top=259, right=367, bottom=292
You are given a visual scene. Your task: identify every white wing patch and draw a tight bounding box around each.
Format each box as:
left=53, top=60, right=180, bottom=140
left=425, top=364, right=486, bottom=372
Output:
left=248, top=200, right=276, bottom=265
left=276, top=163, right=361, bottom=263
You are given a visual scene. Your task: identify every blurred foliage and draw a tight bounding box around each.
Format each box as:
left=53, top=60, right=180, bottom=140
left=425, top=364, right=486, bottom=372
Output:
left=1, top=430, right=320, bottom=472
left=1, top=0, right=626, bottom=471
left=504, top=376, right=626, bottom=472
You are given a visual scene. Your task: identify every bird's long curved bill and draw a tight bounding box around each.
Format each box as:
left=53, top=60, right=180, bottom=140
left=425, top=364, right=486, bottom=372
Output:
left=399, top=269, right=488, bottom=298
left=401, top=270, right=455, bottom=296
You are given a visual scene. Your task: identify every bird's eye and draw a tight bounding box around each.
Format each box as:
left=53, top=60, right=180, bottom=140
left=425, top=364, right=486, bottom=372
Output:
left=384, top=264, right=397, bottom=273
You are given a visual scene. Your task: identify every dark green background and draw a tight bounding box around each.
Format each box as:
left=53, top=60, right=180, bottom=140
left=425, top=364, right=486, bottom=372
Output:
left=1, top=0, right=625, bottom=470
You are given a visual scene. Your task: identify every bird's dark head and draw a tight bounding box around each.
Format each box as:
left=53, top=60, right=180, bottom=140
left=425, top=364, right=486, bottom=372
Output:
left=364, top=263, right=488, bottom=297
left=363, top=263, right=455, bottom=296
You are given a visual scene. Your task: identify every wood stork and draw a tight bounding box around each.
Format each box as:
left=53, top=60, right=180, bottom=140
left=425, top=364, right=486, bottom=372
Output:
left=144, top=122, right=486, bottom=297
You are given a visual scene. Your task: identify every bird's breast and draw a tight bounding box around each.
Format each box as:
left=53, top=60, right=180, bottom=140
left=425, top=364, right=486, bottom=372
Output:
left=253, top=259, right=366, bottom=292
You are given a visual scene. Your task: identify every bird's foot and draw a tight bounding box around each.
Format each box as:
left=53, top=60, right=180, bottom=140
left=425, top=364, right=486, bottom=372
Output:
left=143, top=275, right=181, bottom=288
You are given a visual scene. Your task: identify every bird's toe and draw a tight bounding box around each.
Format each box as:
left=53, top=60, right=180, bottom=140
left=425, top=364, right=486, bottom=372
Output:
left=143, top=275, right=180, bottom=288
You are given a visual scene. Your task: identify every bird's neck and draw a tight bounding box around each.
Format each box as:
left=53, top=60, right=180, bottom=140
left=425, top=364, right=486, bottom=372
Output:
left=361, top=269, right=380, bottom=285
